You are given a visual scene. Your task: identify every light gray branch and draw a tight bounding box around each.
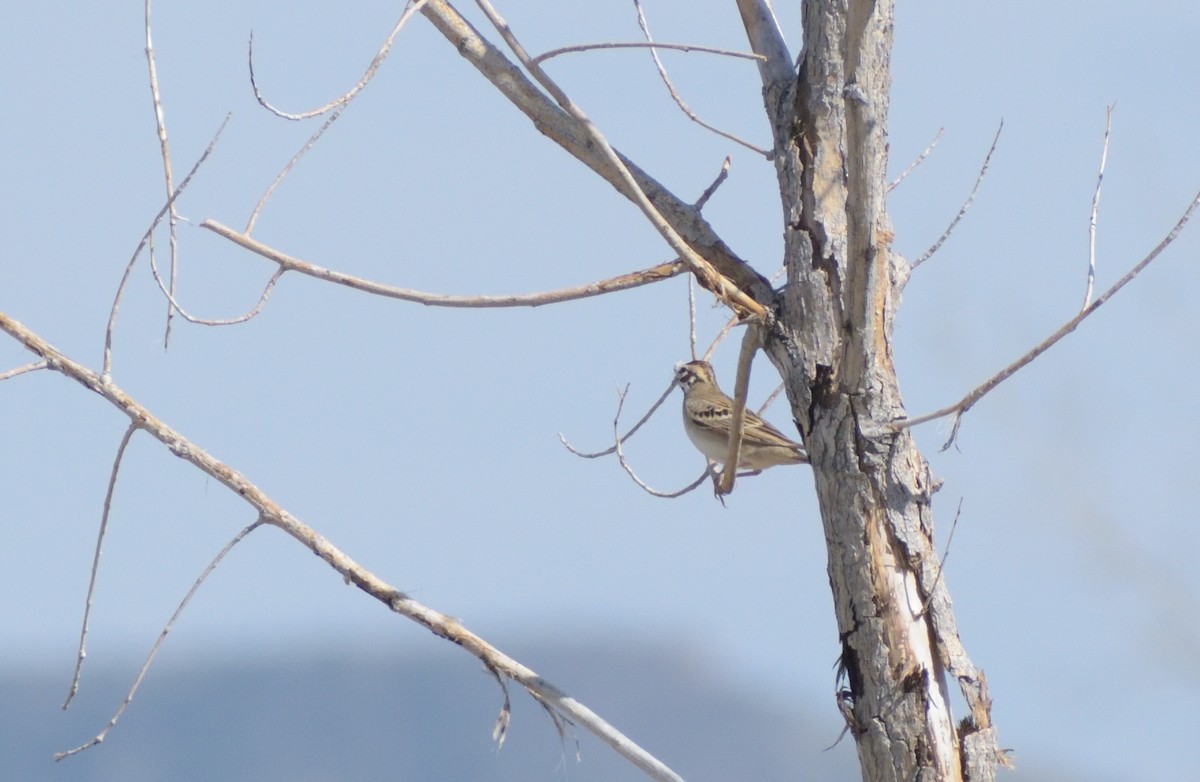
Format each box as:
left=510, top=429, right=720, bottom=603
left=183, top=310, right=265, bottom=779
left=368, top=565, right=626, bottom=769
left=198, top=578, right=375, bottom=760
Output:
left=202, top=220, right=685, bottom=308
left=418, top=0, right=775, bottom=315
left=0, top=310, right=682, bottom=782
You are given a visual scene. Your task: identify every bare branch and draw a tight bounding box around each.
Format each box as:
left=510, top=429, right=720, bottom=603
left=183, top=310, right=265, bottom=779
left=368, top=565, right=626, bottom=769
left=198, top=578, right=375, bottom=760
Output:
left=559, top=377, right=674, bottom=459
left=0, top=361, right=48, bottom=382
left=248, top=1, right=428, bottom=121
left=1, top=311, right=681, bottom=782
left=686, top=158, right=735, bottom=360
left=468, top=0, right=769, bottom=321
left=62, top=422, right=140, bottom=710
left=143, top=0, right=181, bottom=347
left=560, top=157, right=741, bottom=460
left=612, top=385, right=710, bottom=499
left=693, top=156, right=731, bottom=212
left=531, top=694, right=579, bottom=763
left=246, top=109, right=343, bottom=235
left=484, top=662, right=513, bottom=747
left=911, top=121, right=1003, bottom=270
left=103, top=114, right=231, bottom=379
left=755, top=381, right=784, bottom=416
left=888, top=127, right=943, bottom=192
left=687, top=276, right=698, bottom=359
left=700, top=313, right=741, bottom=362
left=718, top=324, right=763, bottom=495
left=202, top=219, right=684, bottom=307
left=531, top=40, right=765, bottom=67
left=631, top=2, right=770, bottom=158
left=1084, top=105, right=1114, bottom=310
left=418, top=1, right=775, bottom=313
left=146, top=260, right=285, bottom=327
left=913, top=498, right=962, bottom=621
left=899, top=186, right=1200, bottom=442
left=57, top=518, right=264, bottom=760
left=734, top=0, right=794, bottom=89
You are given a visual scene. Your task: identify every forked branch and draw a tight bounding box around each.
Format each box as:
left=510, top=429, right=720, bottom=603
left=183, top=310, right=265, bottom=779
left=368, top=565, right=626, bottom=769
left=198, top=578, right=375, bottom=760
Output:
left=631, top=0, right=770, bottom=158
left=611, top=385, right=711, bottom=499
left=62, top=422, right=140, bottom=710
left=559, top=379, right=675, bottom=459
left=103, top=114, right=230, bottom=379
left=475, top=0, right=767, bottom=320
left=248, top=1, right=429, bottom=121
left=734, top=0, right=793, bottom=88
left=418, top=1, right=773, bottom=319
left=0, top=312, right=681, bottom=782
left=900, top=186, right=1200, bottom=445
left=58, top=518, right=264, bottom=759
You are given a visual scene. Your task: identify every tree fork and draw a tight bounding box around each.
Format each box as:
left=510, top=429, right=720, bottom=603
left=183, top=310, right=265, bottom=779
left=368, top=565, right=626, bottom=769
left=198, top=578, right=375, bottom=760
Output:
left=750, top=2, right=1003, bottom=779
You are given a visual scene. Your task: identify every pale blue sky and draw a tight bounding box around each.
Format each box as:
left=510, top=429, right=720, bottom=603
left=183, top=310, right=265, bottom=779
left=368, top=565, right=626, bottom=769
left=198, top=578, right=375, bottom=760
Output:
left=2, top=2, right=1198, bottom=780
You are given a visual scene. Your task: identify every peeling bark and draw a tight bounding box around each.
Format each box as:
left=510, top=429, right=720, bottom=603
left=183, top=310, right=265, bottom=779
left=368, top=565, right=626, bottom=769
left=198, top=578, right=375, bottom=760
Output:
left=748, top=2, right=1005, bottom=779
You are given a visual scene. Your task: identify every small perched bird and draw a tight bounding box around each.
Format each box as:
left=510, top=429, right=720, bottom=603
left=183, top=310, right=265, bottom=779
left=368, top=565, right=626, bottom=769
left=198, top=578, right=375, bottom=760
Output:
left=673, top=360, right=808, bottom=471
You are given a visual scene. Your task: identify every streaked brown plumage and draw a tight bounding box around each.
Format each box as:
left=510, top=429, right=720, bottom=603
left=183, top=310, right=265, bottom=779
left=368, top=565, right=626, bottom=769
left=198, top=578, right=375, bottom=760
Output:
left=673, top=360, right=808, bottom=470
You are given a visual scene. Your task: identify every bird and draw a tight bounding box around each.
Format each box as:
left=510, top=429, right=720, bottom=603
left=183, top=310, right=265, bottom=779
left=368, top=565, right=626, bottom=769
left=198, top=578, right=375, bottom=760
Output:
left=673, top=360, right=808, bottom=471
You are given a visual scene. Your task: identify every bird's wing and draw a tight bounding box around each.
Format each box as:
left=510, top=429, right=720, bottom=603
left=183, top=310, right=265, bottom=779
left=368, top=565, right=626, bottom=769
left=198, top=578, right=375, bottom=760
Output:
left=685, top=393, right=733, bottom=433
left=689, top=394, right=800, bottom=447
left=741, top=410, right=801, bottom=448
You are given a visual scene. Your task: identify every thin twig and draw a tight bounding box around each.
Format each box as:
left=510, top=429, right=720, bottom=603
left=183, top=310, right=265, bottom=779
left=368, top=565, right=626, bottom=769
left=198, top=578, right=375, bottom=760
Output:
left=143, top=0, right=180, bottom=348
left=103, top=115, right=231, bottom=379
left=685, top=158, right=733, bottom=361
left=146, top=253, right=285, bottom=326
left=247, top=1, right=429, bottom=121
left=203, top=220, right=684, bottom=307
left=756, top=382, right=784, bottom=416
left=532, top=696, right=579, bottom=765
left=1084, top=105, right=1114, bottom=310
left=484, top=662, right=513, bottom=747
left=559, top=378, right=675, bottom=459
left=888, top=127, right=943, bottom=192
left=899, top=186, right=1200, bottom=444
left=718, top=324, right=762, bottom=495
left=694, top=156, right=731, bottom=211
left=552, top=150, right=728, bottom=457
left=418, top=2, right=773, bottom=319
left=687, top=276, right=698, bottom=360
left=631, top=1, right=771, bottom=158
left=612, top=385, right=710, bottom=498
left=531, top=40, right=765, bottom=67
left=244, top=1, right=422, bottom=230
left=911, top=121, right=1003, bottom=270
left=701, top=313, right=741, bottom=362
left=62, top=423, right=140, bottom=710
left=246, top=109, right=342, bottom=235
left=56, top=518, right=265, bottom=759
left=0, top=361, right=48, bottom=382
left=471, top=0, right=767, bottom=322
left=913, top=498, right=962, bottom=621
left=2, top=312, right=679, bottom=781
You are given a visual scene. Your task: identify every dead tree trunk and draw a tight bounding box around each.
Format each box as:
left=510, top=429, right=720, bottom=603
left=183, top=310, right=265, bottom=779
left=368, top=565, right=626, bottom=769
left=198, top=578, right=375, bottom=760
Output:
left=748, top=2, right=1003, bottom=779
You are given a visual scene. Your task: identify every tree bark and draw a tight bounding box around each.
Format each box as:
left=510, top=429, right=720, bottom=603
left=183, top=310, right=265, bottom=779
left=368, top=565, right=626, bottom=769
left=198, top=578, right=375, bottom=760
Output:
left=750, top=2, right=1003, bottom=779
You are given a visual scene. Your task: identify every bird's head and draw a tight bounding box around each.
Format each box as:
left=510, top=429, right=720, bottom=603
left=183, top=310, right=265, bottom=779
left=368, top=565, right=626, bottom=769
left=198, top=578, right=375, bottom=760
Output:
left=673, top=360, right=717, bottom=390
